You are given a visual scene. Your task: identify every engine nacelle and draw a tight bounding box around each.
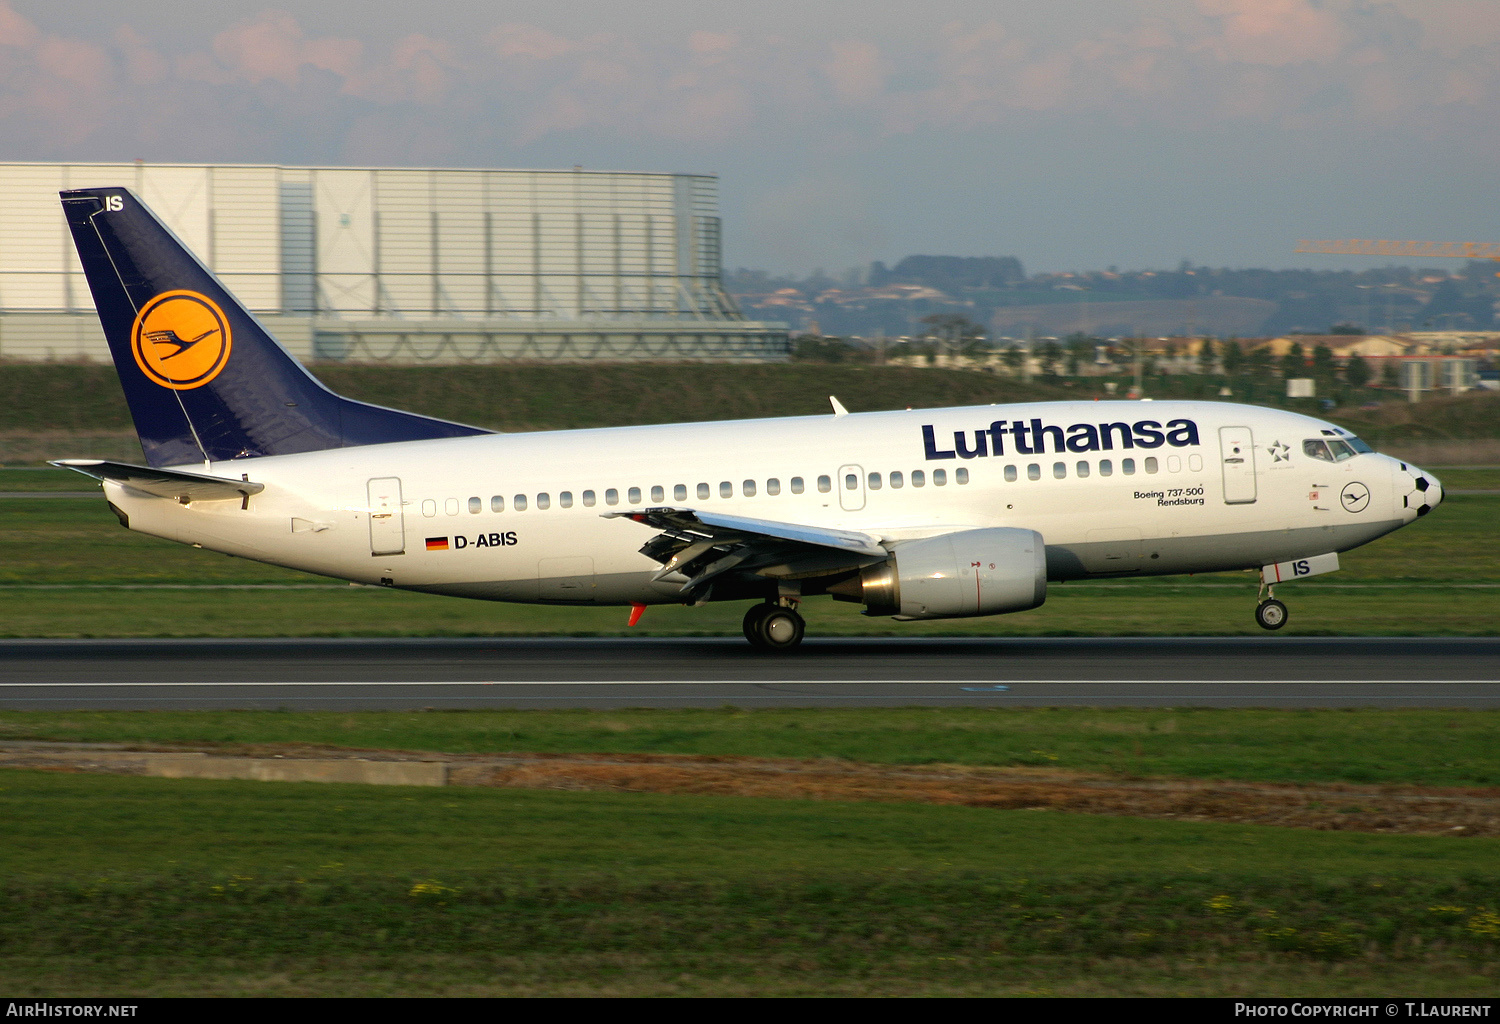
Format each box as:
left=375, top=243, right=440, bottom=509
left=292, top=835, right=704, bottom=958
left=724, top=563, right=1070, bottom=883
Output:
left=835, top=527, right=1046, bottom=620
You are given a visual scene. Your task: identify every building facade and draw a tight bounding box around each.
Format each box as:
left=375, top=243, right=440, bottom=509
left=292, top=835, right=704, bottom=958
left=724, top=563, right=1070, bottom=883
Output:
left=0, top=162, right=788, bottom=363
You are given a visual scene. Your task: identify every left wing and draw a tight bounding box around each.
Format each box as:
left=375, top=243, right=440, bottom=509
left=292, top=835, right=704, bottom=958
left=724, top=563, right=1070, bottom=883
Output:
left=604, top=507, right=888, bottom=601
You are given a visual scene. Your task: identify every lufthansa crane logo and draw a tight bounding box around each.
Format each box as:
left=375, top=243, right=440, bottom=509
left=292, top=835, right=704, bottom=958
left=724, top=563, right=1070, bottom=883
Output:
left=130, top=290, right=232, bottom=390
left=1341, top=482, right=1371, bottom=514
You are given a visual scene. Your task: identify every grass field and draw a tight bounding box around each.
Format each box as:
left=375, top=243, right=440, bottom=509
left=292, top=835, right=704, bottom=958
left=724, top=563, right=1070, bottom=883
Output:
left=1, top=768, right=1498, bottom=996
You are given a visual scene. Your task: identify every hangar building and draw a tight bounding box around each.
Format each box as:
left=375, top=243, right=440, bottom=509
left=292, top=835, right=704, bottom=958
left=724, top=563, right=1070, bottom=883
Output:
left=0, top=162, right=788, bottom=364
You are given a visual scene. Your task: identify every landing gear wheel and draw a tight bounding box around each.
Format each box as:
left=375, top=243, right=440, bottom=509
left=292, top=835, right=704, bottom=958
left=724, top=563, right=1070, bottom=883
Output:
left=743, top=603, right=806, bottom=651
left=1255, top=598, right=1288, bottom=631
left=742, top=603, right=772, bottom=644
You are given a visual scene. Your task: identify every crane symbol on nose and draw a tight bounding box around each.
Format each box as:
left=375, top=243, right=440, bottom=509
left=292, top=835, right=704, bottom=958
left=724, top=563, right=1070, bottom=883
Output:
left=145, top=328, right=219, bottom=359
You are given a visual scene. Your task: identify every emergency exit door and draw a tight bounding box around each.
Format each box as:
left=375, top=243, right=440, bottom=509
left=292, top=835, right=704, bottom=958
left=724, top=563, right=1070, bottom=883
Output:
left=837, top=464, right=866, bottom=511
left=1218, top=427, right=1257, bottom=505
left=367, top=477, right=406, bottom=556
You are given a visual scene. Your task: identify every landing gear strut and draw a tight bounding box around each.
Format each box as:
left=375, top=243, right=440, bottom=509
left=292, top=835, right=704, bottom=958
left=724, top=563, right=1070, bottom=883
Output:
left=1254, top=578, right=1288, bottom=631
left=743, top=600, right=806, bottom=651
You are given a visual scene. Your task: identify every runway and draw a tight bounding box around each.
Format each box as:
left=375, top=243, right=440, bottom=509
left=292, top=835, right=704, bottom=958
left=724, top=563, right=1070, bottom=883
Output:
left=1, top=637, right=1497, bottom=709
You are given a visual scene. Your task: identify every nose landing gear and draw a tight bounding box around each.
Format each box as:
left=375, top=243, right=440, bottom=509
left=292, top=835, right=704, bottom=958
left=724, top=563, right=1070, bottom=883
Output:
left=1254, top=578, right=1288, bottom=631
left=1255, top=597, right=1288, bottom=630
left=743, top=600, right=806, bottom=651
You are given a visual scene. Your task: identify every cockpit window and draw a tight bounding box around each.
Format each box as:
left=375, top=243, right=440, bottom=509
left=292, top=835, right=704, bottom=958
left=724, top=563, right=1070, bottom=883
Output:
left=1306, top=438, right=1359, bottom=462
left=1345, top=435, right=1374, bottom=454
left=1303, top=439, right=1335, bottom=462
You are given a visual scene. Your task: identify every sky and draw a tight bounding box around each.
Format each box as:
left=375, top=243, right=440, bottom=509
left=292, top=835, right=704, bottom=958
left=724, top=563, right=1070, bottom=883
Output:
left=2, top=0, right=1498, bottom=276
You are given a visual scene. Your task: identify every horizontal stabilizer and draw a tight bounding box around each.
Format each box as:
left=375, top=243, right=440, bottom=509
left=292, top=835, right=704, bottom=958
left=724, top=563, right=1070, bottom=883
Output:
left=51, top=460, right=264, bottom=503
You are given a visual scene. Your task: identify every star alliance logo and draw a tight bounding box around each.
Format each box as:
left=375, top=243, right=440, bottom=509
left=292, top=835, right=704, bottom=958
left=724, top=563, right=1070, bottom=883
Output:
left=1268, top=440, right=1291, bottom=463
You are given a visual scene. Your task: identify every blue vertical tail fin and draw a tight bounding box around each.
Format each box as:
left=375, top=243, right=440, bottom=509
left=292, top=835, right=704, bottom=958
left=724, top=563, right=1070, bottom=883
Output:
left=60, top=187, right=489, bottom=467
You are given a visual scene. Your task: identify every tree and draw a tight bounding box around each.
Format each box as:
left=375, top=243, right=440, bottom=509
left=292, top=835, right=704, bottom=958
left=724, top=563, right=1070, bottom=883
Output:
left=1381, top=359, right=1400, bottom=388
left=1244, top=345, right=1272, bottom=380
left=1002, top=345, right=1024, bottom=375
left=1311, top=344, right=1337, bottom=383
left=1197, top=337, right=1217, bottom=375
left=1344, top=354, right=1371, bottom=389
left=1221, top=339, right=1244, bottom=377
left=1064, top=332, right=1094, bottom=375
left=1040, top=340, right=1062, bottom=377
left=919, top=314, right=987, bottom=361
left=1280, top=342, right=1306, bottom=380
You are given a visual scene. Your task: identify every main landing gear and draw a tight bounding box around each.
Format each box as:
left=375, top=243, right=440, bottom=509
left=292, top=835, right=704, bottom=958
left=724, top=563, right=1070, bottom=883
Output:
left=1254, top=578, right=1288, bottom=631
left=743, top=600, right=806, bottom=652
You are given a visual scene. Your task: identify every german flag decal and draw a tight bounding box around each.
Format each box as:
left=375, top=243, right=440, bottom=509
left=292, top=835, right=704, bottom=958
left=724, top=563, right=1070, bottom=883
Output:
left=425, top=537, right=450, bottom=551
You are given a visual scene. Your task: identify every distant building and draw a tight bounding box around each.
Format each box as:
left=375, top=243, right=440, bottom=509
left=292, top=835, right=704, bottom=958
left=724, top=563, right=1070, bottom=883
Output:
left=0, top=162, right=788, bottom=364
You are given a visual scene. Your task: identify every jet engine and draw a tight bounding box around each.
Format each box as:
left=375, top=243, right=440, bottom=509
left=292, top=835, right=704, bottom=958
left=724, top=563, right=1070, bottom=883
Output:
left=829, top=527, right=1046, bottom=620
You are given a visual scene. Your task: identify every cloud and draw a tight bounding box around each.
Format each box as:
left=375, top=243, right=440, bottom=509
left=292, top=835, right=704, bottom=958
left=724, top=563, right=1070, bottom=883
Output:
left=0, top=3, right=1495, bottom=164
left=825, top=40, right=884, bottom=104
left=1195, top=0, right=1347, bottom=66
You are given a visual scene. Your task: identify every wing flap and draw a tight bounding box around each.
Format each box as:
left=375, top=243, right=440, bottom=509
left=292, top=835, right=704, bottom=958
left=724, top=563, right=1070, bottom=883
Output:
left=605, top=507, right=888, bottom=599
left=51, top=459, right=264, bottom=502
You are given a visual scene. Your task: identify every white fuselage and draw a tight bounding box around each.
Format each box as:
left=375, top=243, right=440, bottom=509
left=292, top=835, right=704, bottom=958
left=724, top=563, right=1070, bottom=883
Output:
left=102, top=400, right=1438, bottom=610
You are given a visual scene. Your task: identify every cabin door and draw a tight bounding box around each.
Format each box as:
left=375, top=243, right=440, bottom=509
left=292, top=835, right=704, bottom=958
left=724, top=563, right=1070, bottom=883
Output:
left=367, top=477, right=406, bottom=556
left=1218, top=427, right=1258, bottom=505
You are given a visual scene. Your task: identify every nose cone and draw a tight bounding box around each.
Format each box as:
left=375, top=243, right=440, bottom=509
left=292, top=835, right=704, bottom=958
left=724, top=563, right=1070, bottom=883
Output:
left=1397, top=462, right=1443, bottom=519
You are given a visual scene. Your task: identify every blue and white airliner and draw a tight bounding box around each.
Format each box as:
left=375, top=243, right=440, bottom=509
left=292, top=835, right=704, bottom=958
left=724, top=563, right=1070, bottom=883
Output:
left=51, top=187, right=1443, bottom=650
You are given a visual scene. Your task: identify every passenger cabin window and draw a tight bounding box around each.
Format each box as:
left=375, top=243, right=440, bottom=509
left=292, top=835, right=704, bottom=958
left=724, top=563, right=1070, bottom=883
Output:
left=767, top=478, right=781, bottom=495
left=559, top=491, right=573, bottom=508
left=791, top=477, right=805, bottom=494
left=628, top=487, right=642, bottom=504
left=934, top=469, right=947, bottom=486
left=490, top=495, right=504, bottom=512
left=1122, top=459, right=1137, bottom=475
left=650, top=485, right=664, bottom=503
left=817, top=475, right=831, bottom=493
left=845, top=473, right=858, bottom=491
left=743, top=480, right=756, bottom=497
left=720, top=481, right=733, bottom=498
left=582, top=490, right=596, bottom=507
left=1076, top=461, right=1090, bottom=478
left=1099, top=460, right=1113, bottom=477
left=674, top=484, right=687, bottom=501
left=445, top=498, right=459, bottom=516
left=1166, top=456, right=1182, bottom=473
left=867, top=472, right=881, bottom=490
left=536, top=493, right=550, bottom=510
left=1053, top=462, right=1066, bottom=480
left=468, top=496, right=481, bottom=513
left=889, top=471, right=903, bottom=489
left=513, top=494, right=528, bottom=511
left=955, top=467, right=969, bottom=485
left=912, top=470, right=925, bottom=487
left=422, top=499, right=436, bottom=517
left=698, top=483, right=711, bottom=500
left=1027, top=464, right=1040, bottom=481
left=605, top=488, right=619, bottom=506
left=1144, top=457, right=1159, bottom=474
left=1004, top=465, right=1017, bottom=482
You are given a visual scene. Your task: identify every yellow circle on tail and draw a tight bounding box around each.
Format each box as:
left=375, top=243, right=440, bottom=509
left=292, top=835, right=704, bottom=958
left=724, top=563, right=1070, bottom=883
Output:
left=130, top=290, right=232, bottom=390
